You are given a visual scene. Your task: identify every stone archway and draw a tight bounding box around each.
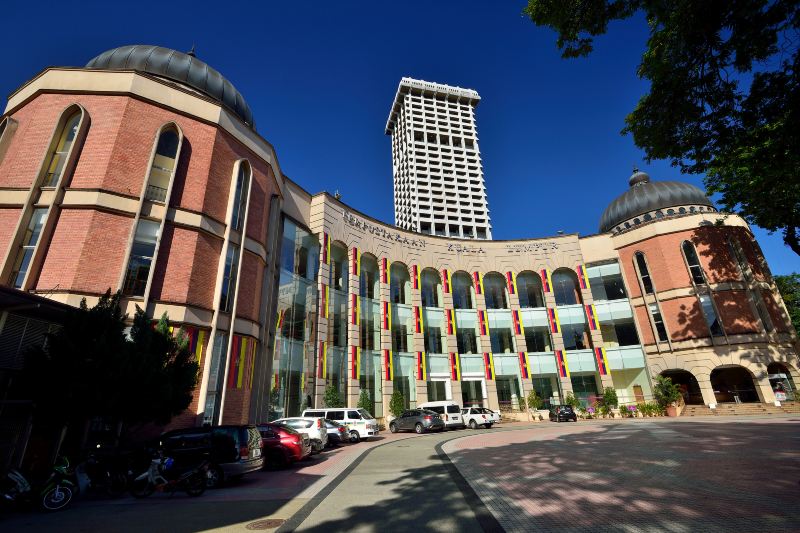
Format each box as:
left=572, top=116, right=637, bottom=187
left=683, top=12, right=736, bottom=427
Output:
left=710, top=365, right=759, bottom=403
left=767, top=362, right=798, bottom=402
left=661, top=369, right=704, bottom=405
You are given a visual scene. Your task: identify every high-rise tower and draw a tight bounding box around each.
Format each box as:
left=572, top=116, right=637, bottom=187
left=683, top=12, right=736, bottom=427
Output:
left=385, top=77, right=491, bottom=239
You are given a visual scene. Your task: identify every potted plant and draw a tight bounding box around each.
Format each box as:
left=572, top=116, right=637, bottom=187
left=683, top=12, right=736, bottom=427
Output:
left=602, top=387, right=619, bottom=418
left=653, top=375, right=682, bottom=416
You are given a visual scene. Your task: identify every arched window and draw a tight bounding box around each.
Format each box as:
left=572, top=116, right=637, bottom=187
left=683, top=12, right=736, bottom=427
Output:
left=390, top=263, right=411, bottom=304
left=360, top=254, right=379, bottom=299
left=230, top=161, right=251, bottom=231
left=8, top=208, right=47, bottom=288
left=122, top=219, right=160, bottom=296
left=634, top=252, right=654, bottom=294
left=452, top=271, right=474, bottom=310
left=517, top=271, right=545, bottom=308
left=42, top=110, right=82, bottom=187
left=681, top=241, right=706, bottom=285
left=420, top=268, right=441, bottom=308
left=144, top=126, right=180, bottom=203
left=329, top=242, right=349, bottom=291
left=552, top=269, right=580, bottom=306
left=483, top=272, right=508, bottom=309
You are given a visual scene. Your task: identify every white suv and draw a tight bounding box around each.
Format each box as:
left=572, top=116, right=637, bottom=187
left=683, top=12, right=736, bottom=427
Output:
left=273, top=417, right=328, bottom=453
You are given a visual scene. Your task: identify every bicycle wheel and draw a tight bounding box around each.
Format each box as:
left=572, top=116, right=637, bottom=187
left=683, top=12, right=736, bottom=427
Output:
left=130, top=477, right=154, bottom=498
left=184, top=472, right=206, bottom=497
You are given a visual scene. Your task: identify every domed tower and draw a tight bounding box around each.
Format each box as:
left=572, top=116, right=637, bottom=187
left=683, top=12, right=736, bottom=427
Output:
left=599, top=169, right=798, bottom=408
left=0, top=45, right=284, bottom=427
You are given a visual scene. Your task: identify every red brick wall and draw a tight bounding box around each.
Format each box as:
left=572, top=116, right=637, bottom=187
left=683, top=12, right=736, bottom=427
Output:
left=221, top=388, right=251, bottom=425
left=762, top=290, right=791, bottom=333
left=634, top=305, right=656, bottom=345
left=0, top=208, right=22, bottom=263
left=714, top=290, right=760, bottom=335
left=660, top=296, right=709, bottom=341
left=237, top=251, right=264, bottom=322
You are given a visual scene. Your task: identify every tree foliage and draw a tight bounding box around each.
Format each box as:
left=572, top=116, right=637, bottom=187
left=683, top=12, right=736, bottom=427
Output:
left=524, top=1, right=800, bottom=254
left=389, top=390, right=406, bottom=417
left=323, top=384, right=344, bottom=408
left=653, top=375, right=682, bottom=408
left=526, top=389, right=544, bottom=410
left=357, top=389, right=373, bottom=414
left=775, top=273, right=800, bottom=331
left=22, top=291, right=200, bottom=429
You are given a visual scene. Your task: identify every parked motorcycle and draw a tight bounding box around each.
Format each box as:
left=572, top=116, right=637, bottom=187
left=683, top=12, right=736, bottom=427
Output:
left=78, top=445, right=130, bottom=498
left=1, top=457, right=77, bottom=512
left=130, top=452, right=208, bottom=498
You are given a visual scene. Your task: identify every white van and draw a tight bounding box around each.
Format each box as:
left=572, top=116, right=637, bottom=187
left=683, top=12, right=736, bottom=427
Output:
left=301, top=408, right=379, bottom=443
left=418, top=401, right=465, bottom=429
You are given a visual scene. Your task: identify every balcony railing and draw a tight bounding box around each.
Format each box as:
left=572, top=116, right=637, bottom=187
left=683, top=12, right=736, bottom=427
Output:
left=145, top=184, right=167, bottom=203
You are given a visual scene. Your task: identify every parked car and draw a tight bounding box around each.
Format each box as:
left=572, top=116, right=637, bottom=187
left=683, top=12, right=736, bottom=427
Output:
left=272, top=417, right=328, bottom=452
left=549, top=405, right=578, bottom=423
left=323, top=420, right=348, bottom=447
left=301, top=408, right=379, bottom=443
left=159, top=425, right=264, bottom=488
left=257, top=423, right=311, bottom=468
left=388, top=409, right=445, bottom=434
left=461, top=407, right=495, bottom=429
left=419, top=401, right=465, bottom=429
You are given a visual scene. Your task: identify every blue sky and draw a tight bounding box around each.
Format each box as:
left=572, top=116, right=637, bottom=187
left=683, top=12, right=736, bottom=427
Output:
left=1, top=2, right=795, bottom=274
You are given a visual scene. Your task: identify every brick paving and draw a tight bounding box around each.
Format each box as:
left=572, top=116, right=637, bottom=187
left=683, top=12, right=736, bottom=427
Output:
left=442, top=417, right=800, bottom=532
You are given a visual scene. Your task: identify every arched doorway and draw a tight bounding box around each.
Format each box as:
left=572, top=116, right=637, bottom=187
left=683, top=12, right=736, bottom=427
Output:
left=710, top=366, right=759, bottom=403
left=661, top=370, right=704, bottom=405
left=767, top=362, right=797, bottom=401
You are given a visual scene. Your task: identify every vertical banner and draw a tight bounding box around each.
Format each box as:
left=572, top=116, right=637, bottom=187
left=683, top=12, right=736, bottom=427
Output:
left=584, top=304, right=599, bottom=330
left=350, top=346, right=360, bottom=380
left=322, top=232, right=330, bottom=264
left=411, top=265, right=419, bottom=290
left=512, top=309, right=523, bottom=335
left=276, top=309, right=285, bottom=330
left=318, top=341, right=327, bottom=378
left=540, top=268, right=553, bottom=293
left=506, top=271, right=517, bottom=295
left=442, top=269, right=452, bottom=294
left=384, top=349, right=393, bottom=381
left=320, top=283, right=329, bottom=318
left=473, top=271, right=484, bottom=295
left=380, top=257, right=388, bottom=284
left=446, top=308, right=457, bottom=335
left=483, top=352, right=495, bottom=380
left=351, top=294, right=360, bottom=325
left=576, top=264, right=590, bottom=291
left=547, top=308, right=561, bottom=334
left=416, top=351, right=426, bottom=380
left=478, top=309, right=488, bottom=336
left=382, top=301, right=391, bottom=330
left=594, top=347, right=610, bottom=376
left=414, top=306, right=424, bottom=334
left=518, top=351, right=530, bottom=379
left=228, top=336, right=241, bottom=388
left=555, top=349, right=570, bottom=378
left=247, top=339, right=257, bottom=390
left=351, top=247, right=360, bottom=276
left=449, top=352, right=461, bottom=381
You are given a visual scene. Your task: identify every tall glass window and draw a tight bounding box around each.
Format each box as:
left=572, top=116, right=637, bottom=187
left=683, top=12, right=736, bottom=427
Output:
left=456, top=328, right=479, bottom=354
left=682, top=241, right=706, bottom=285
left=330, top=243, right=349, bottom=291
left=220, top=244, right=240, bottom=312
left=122, top=219, right=159, bottom=296
left=489, top=327, right=515, bottom=353
left=144, top=128, right=179, bottom=203
left=360, top=255, right=379, bottom=299
left=698, top=293, right=725, bottom=337
left=524, top=325, right=552, bottom=352
left=561, top=322, right=590, bottom=350
left=552, top=269, right=580, bottom=306
left=421, top=268, right=441, bottom=308
left=483, top=273, right=508, bottom=309
left=43, top=111, right=81, bottom=187
left=587, top=262, right=627, bottom=301
left=634, top=252, right=655, bottom=294
left=9, top=208, right=47, bottom=288
left=230, top=162, right=251, bottom=231
left=649, top=303, right=669, bottom=342
left=390, top=263, right=411, bottom=304
left=452, top=271, right=474, bottom=309
left=517, top=271, right=544, bottom=308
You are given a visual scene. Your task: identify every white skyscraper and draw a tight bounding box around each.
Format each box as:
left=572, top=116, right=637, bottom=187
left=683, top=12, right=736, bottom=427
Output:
left=385, top=77, right=492, bottom=239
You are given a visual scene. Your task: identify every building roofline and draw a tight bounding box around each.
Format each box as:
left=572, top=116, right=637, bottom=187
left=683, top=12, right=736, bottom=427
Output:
left=385, top=77, right=481, bottom=135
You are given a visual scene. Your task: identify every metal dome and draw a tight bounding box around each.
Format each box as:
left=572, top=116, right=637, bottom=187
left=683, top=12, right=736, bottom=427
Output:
left=599, top=170, right=714, bottom=233
left=86, top=45, right=254, bottom=127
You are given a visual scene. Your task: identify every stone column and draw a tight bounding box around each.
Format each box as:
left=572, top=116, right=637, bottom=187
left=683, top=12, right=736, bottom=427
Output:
left=380, top=258, right=394, bottom=415
left=544, top=283, right=573, bottom=403
left=411, top=265, right=427, bottom=405
left=347, top=248, right=361, bottom=409
left=315, top=249, right=330, bottom=409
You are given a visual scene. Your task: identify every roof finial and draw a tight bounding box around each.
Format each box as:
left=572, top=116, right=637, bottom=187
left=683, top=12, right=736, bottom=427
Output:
left=188, top=44, right=196, bottom=57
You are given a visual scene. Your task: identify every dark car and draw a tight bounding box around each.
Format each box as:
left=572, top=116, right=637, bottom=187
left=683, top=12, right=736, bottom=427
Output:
left=324, top=419, right=348, bottom=447
left=549, top=406, right=578, bottom=423
left=389, top=409, right=445, bottom=434
left=160, top=425, right=264, bottom=488
left=258, top=423, right=311, bottom=468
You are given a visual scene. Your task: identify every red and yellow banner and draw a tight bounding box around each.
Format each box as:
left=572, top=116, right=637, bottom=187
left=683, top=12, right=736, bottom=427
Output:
left=449, top=352, right=461, bottom=381
left=351, top=294, right=360, bottom=325
left=473, top=271, right=484, bottom=295
left=412, top=265, right=420, bottom=290
left=506, top=271, right=517, bottom=295
left=381, top=258, right=389, bottom=284
left=416, top=351, right=426, bottom=380
left=228, top=335, right=257, bottom=389
left=478, top=309, right=488, bottom=336
left=322, top=232, right=330, bottom=264
left=320, top=283, right=329, bottom=318
left=384, top=349, right=393, bottom=381
left=555, top=349, right=570, bottom=378
left=275, top=309, right=285, bottom=330
left=585, top=304, right=599, bottom=330
left=547, top=307, right=560, bottom=334
left=594, top=347, right=610, bottom=376
left=351, top=346, right=361, bottom=379
left=318, top=341, right=327, bottom=378
left=576, top=264, right=590, bottom=290
left=351, top=247, right=360, bottom=276
left=446, top=308, right=456, bottom=335
left=540, top=269, right=553, bottom=293
left=483, top=352, right=495, bottom=380
left=442, top=269, right=452, bottom=294
left=512, top=309, right=523, bottom=335
left=414, top=306, right=424, bottom=334
left=518, top=351, right=530, bottom=379
left=382, top=301, right=391, bottom=330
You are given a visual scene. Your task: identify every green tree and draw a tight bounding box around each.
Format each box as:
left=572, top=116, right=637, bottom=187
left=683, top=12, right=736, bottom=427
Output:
left=601, top=387, right=619, bottom=409
left=524, top=1, right=800, bottom=255
left=653, top=375, right=682, bottom=408
left=564, top=391, right=580, bottom=408
left=357, top=389, right=373, bottom=414
left=389, top=390, right=406, bottom=417
left=775, top=273, right=800, bottom=331
left=323, top=384, right=344, bottom=408
left=526, top=389, right=544, bottom=410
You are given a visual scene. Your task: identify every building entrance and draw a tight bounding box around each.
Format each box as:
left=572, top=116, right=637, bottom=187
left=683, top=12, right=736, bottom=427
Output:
left=461, top=379, right=484, bottom=408
left=661, top=370, right=704, bottom=405
left=710, top=366, right=759, bottom=403
left=496, top=376, right=521, bottom=411
left=570, top=374, right=599, bottom=407
left=767, top=362, right=796, bottom=401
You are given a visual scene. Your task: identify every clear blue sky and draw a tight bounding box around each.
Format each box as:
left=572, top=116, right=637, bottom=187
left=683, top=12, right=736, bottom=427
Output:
left=1, top=2, right=795, bottom=274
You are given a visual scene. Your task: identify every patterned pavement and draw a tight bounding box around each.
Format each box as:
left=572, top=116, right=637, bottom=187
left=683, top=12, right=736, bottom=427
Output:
left=442, top=417, right=800, bottom=532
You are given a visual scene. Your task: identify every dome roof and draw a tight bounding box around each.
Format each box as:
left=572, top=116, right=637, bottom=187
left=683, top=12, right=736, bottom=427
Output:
left=599, top=170, right=714, bottom=233
left=86, top=45, right=254, bottom=127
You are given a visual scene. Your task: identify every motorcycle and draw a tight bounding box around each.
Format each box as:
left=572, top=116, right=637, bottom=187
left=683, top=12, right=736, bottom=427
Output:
left=130, top=452, right=208, bottom=498
left=1, top=456, right=77, bottom=512
left=78, top=445, right=130, bottom=498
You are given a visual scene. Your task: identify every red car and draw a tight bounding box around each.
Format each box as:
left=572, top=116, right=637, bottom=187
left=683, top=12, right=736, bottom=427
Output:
left=257, top=423, right=311, bottom=468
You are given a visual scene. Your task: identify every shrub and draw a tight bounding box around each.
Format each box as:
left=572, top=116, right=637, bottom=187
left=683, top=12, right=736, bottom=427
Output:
left=357, top=389, right=373, bottom=413
left=323, top=384, right=344, bottom=408
left=526, top=389, right=544, bottom=410
left=389, top=390, right=406, bottom=417
left=602, top=387, right=619, bottom=409
left=564, top=392, right=580, bottom=409
left=653, top=376, right=682, bottom=408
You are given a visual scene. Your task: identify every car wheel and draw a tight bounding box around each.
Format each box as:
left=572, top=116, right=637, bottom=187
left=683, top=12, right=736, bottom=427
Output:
left=389, top=422, right=398, bottom=433
left=349, top=430, right=361, bottom=443
left=485, top=423, right=492, bottom=429
left=414, top=423, right=424, bottom=434
left=469, top=419, right=478, bottom=430
left=206, top=465, right=224, bottom=489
